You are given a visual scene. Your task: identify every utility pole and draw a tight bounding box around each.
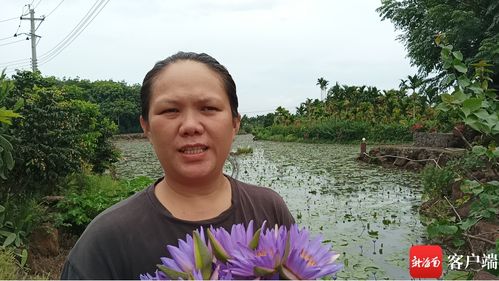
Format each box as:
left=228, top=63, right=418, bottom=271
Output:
left=20, top=6, right=44, bottom=72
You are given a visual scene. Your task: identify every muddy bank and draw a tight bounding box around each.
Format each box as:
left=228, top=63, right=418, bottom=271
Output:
left=359, top=145, right=466, bottom=171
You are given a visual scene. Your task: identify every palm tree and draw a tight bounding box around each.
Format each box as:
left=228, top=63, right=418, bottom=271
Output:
left=316, top=77, right=329, bottom=101
left=400, top=74, right=423, bottom=121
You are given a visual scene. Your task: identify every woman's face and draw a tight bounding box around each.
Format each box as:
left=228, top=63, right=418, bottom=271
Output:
left=140, top=60, right=240, bottom=184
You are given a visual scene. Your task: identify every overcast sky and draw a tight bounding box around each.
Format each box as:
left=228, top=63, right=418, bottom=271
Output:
left=0, top=0, right=416, bottom=116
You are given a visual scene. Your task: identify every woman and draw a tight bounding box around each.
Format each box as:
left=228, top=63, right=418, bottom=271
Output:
left=61, top=52, right=294, bottom=279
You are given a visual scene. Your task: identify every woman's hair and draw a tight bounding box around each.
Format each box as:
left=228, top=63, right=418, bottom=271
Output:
left=140, top=51, right=238, bottom=121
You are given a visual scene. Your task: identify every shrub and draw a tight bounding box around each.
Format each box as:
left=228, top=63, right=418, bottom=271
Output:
left=1, top=86, right=119, bottom=195
left=0, top=248, right=22, bottom=279
left=421, top=165, right=456, bottom=200
left=0, top=194, right=45, bottom=269
left=255, top=118, right=413, bottom=144
left=56, top=173, right=154, bottom=234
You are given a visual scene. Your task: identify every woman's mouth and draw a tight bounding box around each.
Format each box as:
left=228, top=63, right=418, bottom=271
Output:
left=179, top=145, right=208, bottom=154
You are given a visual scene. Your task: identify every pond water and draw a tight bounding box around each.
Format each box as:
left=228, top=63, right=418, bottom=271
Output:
left=114, top=134, right=426, bottom=280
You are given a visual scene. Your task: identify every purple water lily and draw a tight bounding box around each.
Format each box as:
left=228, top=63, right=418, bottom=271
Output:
left=141, top=221, right=343, bottom=280
left=280, top=225, right=343, bottom=280
left=228, top=224, right=288, bottom=279
left=208, top=220, right=260, bottom=262
left=140, top=228, right=216, bottom=280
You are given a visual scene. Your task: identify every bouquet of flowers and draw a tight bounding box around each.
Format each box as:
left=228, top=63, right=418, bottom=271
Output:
left=140, top=221, right=342, bottom=280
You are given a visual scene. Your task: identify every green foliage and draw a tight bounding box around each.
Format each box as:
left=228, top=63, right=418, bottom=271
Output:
left=424, top=39, right=499, bottom=254
left=254, top=119, right=413, bottom=143
left=0, top=71, right=22, bottom=180
left=437, top=43, right=499, bottom=136
left=0, top=194, right=44, bottom=268
left=0, top=72, right=120, bottom=194
left=461, top=180, right=499, bottom=222
left=246, top=79, right=441, bottom=144
left=421, top=166, right=456, bottom=199
left=377, top=0, right=499, bottom=89
left=0, top=248, right=23, bottom=279
left=68, top=79, right=142, bottom=133
left=56, top=173, right=154, bottom=233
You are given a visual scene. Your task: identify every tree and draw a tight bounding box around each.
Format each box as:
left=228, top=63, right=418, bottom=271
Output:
left=274, top=106, right=293, bottom=125
left=378, top=0, right=499, bottom=89
left=0, top=71, right=22, bottom=179
left=316, top=77, right=329, bottom=100
left=1, top=71, right=120, bottom=194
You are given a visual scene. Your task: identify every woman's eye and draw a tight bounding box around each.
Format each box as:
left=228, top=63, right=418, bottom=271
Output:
left=162, top=108, right=179, bottom=114
left=202, top=106, right=218, bottom=112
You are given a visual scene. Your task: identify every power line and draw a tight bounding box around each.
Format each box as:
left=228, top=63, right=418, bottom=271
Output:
left=0, top=57, right=31, bottom=66
left=34, top=0, right=42, bottom=9
left=39, top=0, right=109, bottom=66
left=0, top=38, right=28, bottom=47
left=0, top=17, right=18, bottom=23
left=44, top=0, right=65, bottom=18
left=1, top=0, right=109, bottom=72
left=0, top=58, right=32, bottom=68
left=0, top=36, right=18, bottom=42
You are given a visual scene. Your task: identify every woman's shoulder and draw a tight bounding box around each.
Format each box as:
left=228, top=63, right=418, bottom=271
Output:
left=228, top=176, right=295, bottom=227
left=229, top=177, right=287, bottom=205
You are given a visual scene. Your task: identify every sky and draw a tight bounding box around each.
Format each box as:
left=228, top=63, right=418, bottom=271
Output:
left=0, top=0, right=416, bottom=116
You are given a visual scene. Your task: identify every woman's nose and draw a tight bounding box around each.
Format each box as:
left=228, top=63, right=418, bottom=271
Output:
left=179, top=110, right=204, bottom=136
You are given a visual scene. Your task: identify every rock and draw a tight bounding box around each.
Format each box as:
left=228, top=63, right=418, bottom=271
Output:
left=394, top=158, right=408, bottom=167
left=29, top=223, right=59, bottom=257
left=405, top=161, right=422, bottom=171
left=416, top=150, right=429, bottom=160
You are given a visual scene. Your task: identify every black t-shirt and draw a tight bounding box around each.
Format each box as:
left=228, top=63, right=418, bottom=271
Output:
left=60, top=176, right=295, bottom=280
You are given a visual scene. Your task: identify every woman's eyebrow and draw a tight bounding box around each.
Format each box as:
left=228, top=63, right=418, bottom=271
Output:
left=156, top=98, right=179, bottom=105
left=196, top=96, right=223, bottom=104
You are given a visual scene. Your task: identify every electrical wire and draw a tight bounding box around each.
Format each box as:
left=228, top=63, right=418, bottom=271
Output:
left=0, top=38, right=27, bottom=47
left=0, top=58, right=32, bottom=69
left=0, top=57, right=31, bottom=67
left=34, top=0, right=42, bottom=9
left=0, top=17, right=18, bottom=23
left=36, top=0, right=102, bottom=62
left=39, top=0, right=109, bottom=65
left=44, top=0, right=65, bottom=18
left=1, top=0, right=109, bottom=72
left=0, top=36, right=16, bottom=42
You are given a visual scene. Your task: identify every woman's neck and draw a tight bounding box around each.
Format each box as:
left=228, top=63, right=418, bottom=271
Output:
left=154, top=174, right=232, bottom=221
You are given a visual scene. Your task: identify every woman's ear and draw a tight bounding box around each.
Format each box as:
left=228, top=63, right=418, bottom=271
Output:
left=140, top=116, right=151, bottom=139
left=233, top=114, right=241, bottom=136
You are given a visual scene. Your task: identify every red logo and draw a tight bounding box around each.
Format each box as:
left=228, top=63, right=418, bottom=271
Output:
left=409, top=245, right=443, bottom=278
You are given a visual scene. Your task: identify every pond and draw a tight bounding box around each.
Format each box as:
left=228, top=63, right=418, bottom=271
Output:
left=114, top=134, right=426, bottom=280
